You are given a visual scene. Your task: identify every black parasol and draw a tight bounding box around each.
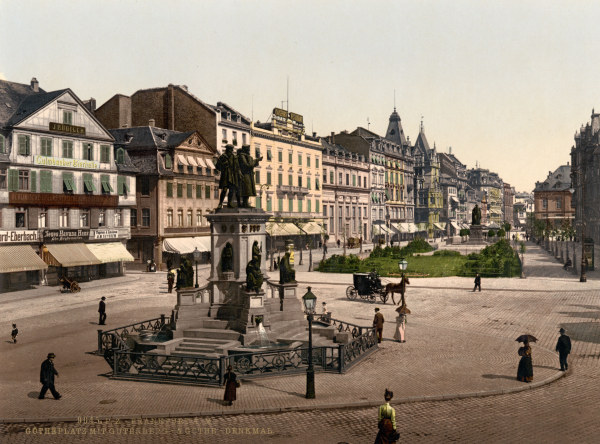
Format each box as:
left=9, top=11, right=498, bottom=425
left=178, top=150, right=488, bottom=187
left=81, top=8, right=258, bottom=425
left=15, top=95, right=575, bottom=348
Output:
left=515, top=334, right=538, bottom=343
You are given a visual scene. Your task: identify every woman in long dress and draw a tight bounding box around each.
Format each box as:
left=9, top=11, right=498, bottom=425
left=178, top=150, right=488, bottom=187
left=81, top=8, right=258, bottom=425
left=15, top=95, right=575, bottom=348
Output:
left=223, top=365, right=238, bottom=406
left=374, top=389, right=398, bottom=444
left=393, top=305, right=409, bottom=342
left=516, top=340, right=533, bottom=382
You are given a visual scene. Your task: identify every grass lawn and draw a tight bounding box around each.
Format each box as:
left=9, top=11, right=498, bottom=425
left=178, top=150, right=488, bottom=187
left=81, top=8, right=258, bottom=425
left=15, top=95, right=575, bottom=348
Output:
left=358, top=254, right=468, bottom=278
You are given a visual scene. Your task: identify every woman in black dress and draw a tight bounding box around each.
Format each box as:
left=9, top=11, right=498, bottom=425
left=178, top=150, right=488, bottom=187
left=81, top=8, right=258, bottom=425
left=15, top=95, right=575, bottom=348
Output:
left=223, top=365, right=238, bottom=406
left=517, top=340, right=533, bottom=382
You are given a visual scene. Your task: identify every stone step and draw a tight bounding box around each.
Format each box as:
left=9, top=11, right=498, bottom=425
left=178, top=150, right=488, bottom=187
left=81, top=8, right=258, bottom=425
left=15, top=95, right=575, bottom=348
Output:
left=170, top=351, right=222, bottom=359
left=199, top=319, right=230, bottom=329
left=183, top=328, right=241, bottom=341
left=269, top=311, right=306, bottom=322
left=181, top=337, right=233, bottom=345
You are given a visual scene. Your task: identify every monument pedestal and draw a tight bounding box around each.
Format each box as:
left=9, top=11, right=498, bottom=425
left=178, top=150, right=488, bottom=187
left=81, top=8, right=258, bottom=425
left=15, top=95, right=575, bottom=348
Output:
left=468, top=225, right=485, bottom=244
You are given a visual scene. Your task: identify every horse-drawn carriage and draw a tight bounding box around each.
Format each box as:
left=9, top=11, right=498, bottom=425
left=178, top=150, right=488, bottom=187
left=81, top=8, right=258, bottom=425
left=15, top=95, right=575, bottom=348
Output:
left=346, top=272, right=389, bottom=304
left=59, top=276, right=81, bottom=293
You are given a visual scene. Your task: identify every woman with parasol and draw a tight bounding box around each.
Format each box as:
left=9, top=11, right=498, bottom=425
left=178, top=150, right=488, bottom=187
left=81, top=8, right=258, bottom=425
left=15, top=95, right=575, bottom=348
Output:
left=516, top=334, right=536, bottom=383
left=393, top=304, right=410, bottom=343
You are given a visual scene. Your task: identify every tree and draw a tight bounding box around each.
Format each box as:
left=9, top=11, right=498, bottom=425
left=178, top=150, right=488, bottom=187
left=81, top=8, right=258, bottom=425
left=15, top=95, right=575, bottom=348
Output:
left=497, top=228, right=506, bottom=239
left=488, top=229, right=496, bottom=238
left=503, top=222, right=512, bottom=240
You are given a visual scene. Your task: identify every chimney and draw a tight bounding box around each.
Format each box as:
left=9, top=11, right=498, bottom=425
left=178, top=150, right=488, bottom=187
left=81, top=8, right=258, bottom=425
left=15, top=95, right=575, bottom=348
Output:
left=149, top=119, right=155, bottom=127
left=83, top=98, right=96, bottom=112
left=30, top=77, right=39, bottom=92
left=331, top=132, right=335, bottom=144
left=449, top=146, right=452, bottom=154
left=312, top=132, right=317, bottom=138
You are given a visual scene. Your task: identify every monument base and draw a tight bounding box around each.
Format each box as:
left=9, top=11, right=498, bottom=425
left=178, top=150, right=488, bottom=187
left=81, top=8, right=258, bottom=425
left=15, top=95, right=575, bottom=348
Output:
left=468, top=225, right=485, bottom=244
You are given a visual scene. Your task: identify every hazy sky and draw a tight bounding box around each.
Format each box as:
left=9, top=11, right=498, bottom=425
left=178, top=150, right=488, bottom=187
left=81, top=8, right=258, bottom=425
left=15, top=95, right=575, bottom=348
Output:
left=2, top=0, right=599, bottom=192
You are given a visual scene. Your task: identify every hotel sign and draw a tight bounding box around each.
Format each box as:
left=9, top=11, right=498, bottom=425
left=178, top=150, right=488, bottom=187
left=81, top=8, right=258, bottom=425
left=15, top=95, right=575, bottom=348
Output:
left=0, top=230, right=39, bottom=244
left=91, top=228, right=129, bottom=240
left=9, top=192, right=118, bottom=208
left=49, top=122, right=86, bottom=135
left=34, top=155, right=99, bottom=169
left=43, top=229, right=90, bottom=243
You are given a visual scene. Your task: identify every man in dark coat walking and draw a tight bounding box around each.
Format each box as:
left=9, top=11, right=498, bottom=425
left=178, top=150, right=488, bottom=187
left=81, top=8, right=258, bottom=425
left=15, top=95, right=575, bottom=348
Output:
left=473, top=273, right=481, bottom=292
left=556, top=327, right=572, bottom=371
left=98, top=297, right=106, bottom=325
left=373, top=308, right=385, bottom=343
left=39, top=353, right=61, bottom=400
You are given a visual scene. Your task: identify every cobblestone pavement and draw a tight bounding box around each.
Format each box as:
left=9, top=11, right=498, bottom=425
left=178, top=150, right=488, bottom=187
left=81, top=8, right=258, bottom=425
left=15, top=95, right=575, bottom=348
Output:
left=1, top=241, right=599, bottom=443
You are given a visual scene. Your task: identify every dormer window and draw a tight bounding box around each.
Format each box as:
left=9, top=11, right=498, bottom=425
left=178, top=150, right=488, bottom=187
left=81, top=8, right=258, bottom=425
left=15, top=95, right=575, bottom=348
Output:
left=63, top=110, right=73, bottom=125
left=116, top=148, right=125, bottom=164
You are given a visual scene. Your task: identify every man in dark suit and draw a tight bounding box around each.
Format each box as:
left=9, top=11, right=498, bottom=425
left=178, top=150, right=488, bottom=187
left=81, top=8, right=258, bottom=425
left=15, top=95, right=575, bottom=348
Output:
left=39, top=353, right=61, bottom=400
left=373, top=308, right=384, bottom=343
left=98, top=297, right=106, bottom=325
left=556, top=327, right=572, bottom=371
left=473, top=273, right=481, bottom=292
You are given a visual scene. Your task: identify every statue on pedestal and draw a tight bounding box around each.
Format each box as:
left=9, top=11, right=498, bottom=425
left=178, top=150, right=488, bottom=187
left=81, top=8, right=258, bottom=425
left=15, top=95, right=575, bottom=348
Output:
left=176, top=257, right=194, bottom=289
left=279, top=241, right=296, bottom=284
left=237, top=145, right=262, bottom=208
left=472, top=204, right=482, bottom=226
left=245, top=241, right=263, bottom=292
left=216, top=144, right=241, bottom=209
left=221, top=242, right=234, bottom=273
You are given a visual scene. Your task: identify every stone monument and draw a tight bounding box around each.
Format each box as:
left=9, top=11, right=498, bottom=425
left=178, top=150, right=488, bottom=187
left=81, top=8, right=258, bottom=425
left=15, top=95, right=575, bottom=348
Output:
left=468, top=204, right=485, bottom=244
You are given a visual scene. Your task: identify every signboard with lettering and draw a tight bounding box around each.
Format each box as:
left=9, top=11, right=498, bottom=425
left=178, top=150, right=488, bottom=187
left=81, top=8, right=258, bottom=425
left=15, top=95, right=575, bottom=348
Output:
left=273, top=108, right=288, bottom=119
left=9, top=192, right=118, bottom=208
left=0, top=230, right=39, bottom=244
left=43, top=229, right=90, bottom=243
left=289, top=112, right=304, bottom=124
left=49, top=122, right=86, bottom=135
left=91, top=228, right=130, bottom=240
left=34, top=155, right=99, bottom=170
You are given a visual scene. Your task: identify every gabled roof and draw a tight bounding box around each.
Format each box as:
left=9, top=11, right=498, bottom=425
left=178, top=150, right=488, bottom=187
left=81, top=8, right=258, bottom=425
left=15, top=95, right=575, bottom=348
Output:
left=0, top=79, right=47, bottom=127
left=6, top=89, right=68, bottom=127
left=132, top=84, right=215, bottom=115
left=413, top=125, right=431, bottom=155
left=384, top=108, right=407, bottom=145
left=214, top=101, right=251, bottom=125
left=351, top=126, right=381, bottom=139
left=534, top=164, right=572, bottom=192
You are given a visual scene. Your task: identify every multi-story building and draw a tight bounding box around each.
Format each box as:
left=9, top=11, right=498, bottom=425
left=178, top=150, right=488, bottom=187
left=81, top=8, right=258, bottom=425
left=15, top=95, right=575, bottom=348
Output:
left=533, top=164, right=574, bottom=230
left=109, top=126, right=218, bottom=269
left=413, top=122, right=443, bottom=238
left=213, top=102, right=251, bottom=155
left=0, top=78, right=136, bottom=291
left=468, top=167, right=504, bottom=225
left=439, top=148, right=470, bottom=234
left=513, top=191, right=534, bottom=228
left=571, top=109, right=600, bottom=245
left=251, top=108, right=323, bottom=251
left=321, top=138, right=371, bottom=245
left=503, top=183, right=514, bottom=227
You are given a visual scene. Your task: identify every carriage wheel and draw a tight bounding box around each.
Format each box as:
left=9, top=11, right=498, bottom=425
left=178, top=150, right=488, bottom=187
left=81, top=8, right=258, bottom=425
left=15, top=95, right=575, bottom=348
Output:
left=71, top=282, right=80, bottom=293
left=379, top=291, right=389, bottom=304
left=346, top=286, right=358, bottom=300
left=368, top=294, right=377, bottom=303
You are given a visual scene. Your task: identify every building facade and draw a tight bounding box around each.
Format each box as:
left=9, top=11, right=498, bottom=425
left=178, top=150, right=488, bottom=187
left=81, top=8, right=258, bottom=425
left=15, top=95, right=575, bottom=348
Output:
left=533, top=164, right=574, bottom=230
left=213, top=102, right=251, bottom=155
left=503, top=183, right=514, bottom=227
left=468, top=167, right=504, bottom=226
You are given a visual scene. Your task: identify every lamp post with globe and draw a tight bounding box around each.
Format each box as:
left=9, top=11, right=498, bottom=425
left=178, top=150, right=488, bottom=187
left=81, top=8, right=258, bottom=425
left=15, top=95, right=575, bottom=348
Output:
left=302, top=287, right=317, bottom=399
left=193, top=247, right=201, bottom=288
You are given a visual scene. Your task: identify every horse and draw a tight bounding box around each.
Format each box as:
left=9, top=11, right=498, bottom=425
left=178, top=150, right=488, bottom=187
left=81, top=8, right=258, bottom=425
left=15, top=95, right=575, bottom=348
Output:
left=384, top=275, right=410, bottom=305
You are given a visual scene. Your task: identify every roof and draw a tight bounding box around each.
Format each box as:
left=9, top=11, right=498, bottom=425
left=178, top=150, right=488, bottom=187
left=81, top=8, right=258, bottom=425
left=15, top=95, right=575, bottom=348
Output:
left=351, top=126, right=381, bottom=139
left=132, top=84, right=215, bottom=115
left=384, top=108, right=407, bottom=145
left=0, top=79, right=47, bottom=127
left=213, top=101, right=251, bottom=125
left=534, top=164, right=572, bottom=192
left=413, top=126, right=431, bottom=154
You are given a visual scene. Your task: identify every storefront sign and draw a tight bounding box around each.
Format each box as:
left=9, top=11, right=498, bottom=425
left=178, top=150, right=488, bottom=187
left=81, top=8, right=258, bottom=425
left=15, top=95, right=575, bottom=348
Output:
left=91, top=228, right=129, bottom=240
left=0, top=230, right=39, bottom=244
left=34, top=155, right=99, bottom=169
left=43, top=229, right=90, bottom=243
left=289, top=112, right=303, bottom=124
left=9, top=192, right=118, bottom=208
left=49, top=122, right=86, bottom=135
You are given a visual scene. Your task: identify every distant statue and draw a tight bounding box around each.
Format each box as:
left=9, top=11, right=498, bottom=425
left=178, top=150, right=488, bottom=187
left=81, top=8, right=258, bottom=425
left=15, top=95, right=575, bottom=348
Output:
left=221, top=242, right=234, bottom=273
left=216, top=144, right=241, bottom=209
left=472, top=204, right=482, bottom=226
left=245, top=241, right=263, bottom=292
left=237, top=144, right=262, bottom=208
left=176, top=257, right=194, bottom=289
left=279, top=241, right=296, bottom=284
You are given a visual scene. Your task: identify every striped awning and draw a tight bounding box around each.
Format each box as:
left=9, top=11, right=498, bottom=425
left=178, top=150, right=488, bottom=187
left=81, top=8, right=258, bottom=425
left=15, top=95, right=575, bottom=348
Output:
left=86, top=242, right=134, bottom=263
left=44, top=243, right=101, bottom=267
left=187, top=156, right=197, bottom=166
left=0, top=245, right=48, bottom=273
left=176, top=155, right=189, bottom=166
left=434, top=222, right=446, bottom=231
left=163, top=236, right=211, bottom=254
left=266, top=222, right=304, bottom=236
left=196, top=157, right=207, bottom=168
left=205, top=158, right=216, bottom=169
left=299, top=222, right=323, bottom=235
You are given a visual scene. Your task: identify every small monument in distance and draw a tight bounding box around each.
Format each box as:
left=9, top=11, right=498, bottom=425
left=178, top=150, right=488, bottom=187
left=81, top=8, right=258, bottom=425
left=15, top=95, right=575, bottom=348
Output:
left=468, top=204, right=485, bottom=244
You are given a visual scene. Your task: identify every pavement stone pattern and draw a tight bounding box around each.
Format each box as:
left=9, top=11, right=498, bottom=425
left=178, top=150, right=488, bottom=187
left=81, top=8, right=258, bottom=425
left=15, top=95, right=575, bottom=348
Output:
left=1, top=241, right=599, bottom=443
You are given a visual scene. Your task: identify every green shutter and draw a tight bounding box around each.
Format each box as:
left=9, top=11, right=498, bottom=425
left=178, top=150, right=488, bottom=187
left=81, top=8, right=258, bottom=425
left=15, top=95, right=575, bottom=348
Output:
left=177, top=183, right=183, bottom=198
left=205, top=185, right=211, bottom=199
left=307, top=177, right=311, bottom=190
left=278, top=198, right=283, bottom=211
left=353, top=175, right=356, bottom=186
left=308, top=200, right=312, bottom=213
left=63, top=173, right=74, bottom=192
left=117, top=176, right=125, bottom=195
left=256, top=196, right=261, bottom=209
left=267, top=172, right=271, bottom=185
left=101, top=175, right=113, bottom=193
left=167, top=182, right=173, bottom=197
left=165, top=154, right=172, bottom=168
left=298, top=199, right=302, bottom=213
left=41, top=170, right=52, bottom=192
left=187, top=184, right=192, bottom=198
left=266, top=198, right=272, bottom=211
left=196, top=184, right=202, bottom=198
left=30, top=170, right=37, bottom=192
left=316, top=199, right=320, bottom=213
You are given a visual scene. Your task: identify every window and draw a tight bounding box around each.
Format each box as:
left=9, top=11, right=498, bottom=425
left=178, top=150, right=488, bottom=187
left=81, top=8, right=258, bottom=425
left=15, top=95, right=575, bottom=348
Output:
left=329, top=205, right=334, bottom=231
left=62, top=140, right=73, bottom=158
left=346, top=174, right=349, bottom=186
left=307, top=177, right=311, bottom=190
left=338, top=206, right=342, bottom=232
left=278, top=151, right=283, bottom=162
left=59, top=208, right=69, bottom=227
left=298, top=199, right=303, bottom=213
left=307, top=156, right=311, bottom=167
left=278, top=173, right=282, bottom=186
left=18, top=135, right=31, bottom=155
left=353, top=175, right=356, bottom=187
left=255, top=171, right=260, bottom=184
left=177, top=183, right=183, bottom=198
left=266, top=172, right=272, bottom=185
left=298, top=154, right=302, bottom=165
left=80, top=208, right=90, bottom=227
left=142, top=208, right=150, bottom=227
left=278, top=198, right=283, bottom=212
left=289, top=174, right=293, bottom=186
left=187, top=184, right=193, bottom=198
left=101, top=175, right=113, bottom=194
left=15, top=208, right=26, bottom=228
left=288, top=152, right=293, bottom=163
left=177, top=209, right=183, bottom=226
left=289, top=198, right=294, bottom=212
left=82, top=142, right=93, bottom=161
left=18, top=170, right=29, bottom=191
left=556, top=198, right=562, bottom=209
left=196, top=184, right=202, bottom=198
left=222, top=129, right=227, bottom=142
left=166, top=182, right=173, bottom=197
left=38, top=208, right=47, bottom=228
left=62, top=110, right=73, bottom=125
left=129, top=209, right=136, bottom=227
left=339, top=172, right=342, bottom=185
left=117, top=176, right=129, bottom=196
left=197, top=210, right=203, bottom=226
left=542, top=199, right=548, bottom=209
left=298, top=176, right=302, bottom=187
left=0, top=135, right=4, bottom=153
left=266, top=197, right=272, bottom=211
left=315, top=157, right=319, bottom=168
left=100, top=145, right=110, bottom=163
left=267, top=149, right=272, bottom=160
left=205, top=185, right=211, bottom=199
left=187, top=209, right=193, bottom=226
left=330, top=171, right=334, bottom=184
left=232, top=131, right=237, bottom=145
left=0, top=168, right=6, bottom=189
left=214, top=187, right=219, bottom=199
left=114, top=209, right=122, bottom=227
left=140, top=177, right=150, bottom=196
left=116, top=148, right=125, bottom=164
left=41, top=138, right=53, bottom=157
left=316, top=178, right=320, bottom=190
left=83, top=173, right=96, bottom=194
left=187, top=165, right=194, bottom=174
left=167, top=209, right=173, bottom=227
left=99, top=210, right=106, bottom=227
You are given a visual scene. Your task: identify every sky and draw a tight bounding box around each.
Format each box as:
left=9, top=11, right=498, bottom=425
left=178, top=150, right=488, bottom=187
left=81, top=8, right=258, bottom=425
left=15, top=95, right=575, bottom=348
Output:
left=1, top=0, right=599, bottom=192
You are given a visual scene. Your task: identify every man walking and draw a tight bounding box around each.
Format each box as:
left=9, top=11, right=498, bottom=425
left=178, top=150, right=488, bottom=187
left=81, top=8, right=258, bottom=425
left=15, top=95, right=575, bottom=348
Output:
left=473, top=273, right=481, bottom=292
left=11, top=323, right=18, bottom=343
left=556, top=327, right=572, bottom=371
left=39, top=353, right=61, bottom=400
left=373, top=308, right=384, bottom=343
left=98, top=297, right=106, bottom=325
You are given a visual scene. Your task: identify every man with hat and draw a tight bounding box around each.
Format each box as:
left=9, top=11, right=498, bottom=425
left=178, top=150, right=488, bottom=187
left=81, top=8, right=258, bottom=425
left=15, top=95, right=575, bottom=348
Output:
left=98, top=296, right=106, bottom=325
left=555, top=327, right=572, bottom=371
left=373, top=308, right=384, bottom=343
left=39, top=353, right=61, bottom=400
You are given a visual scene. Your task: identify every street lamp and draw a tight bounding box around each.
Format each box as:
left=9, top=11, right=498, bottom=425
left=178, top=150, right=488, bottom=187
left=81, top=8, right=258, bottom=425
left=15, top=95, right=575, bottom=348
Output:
left=302, top=286, right=317, bottom=399
left=398, top=258, right=408, bottom=272
left=192, top=247, right=201, bottom=288
left=569, top=175, right=587, bottom=283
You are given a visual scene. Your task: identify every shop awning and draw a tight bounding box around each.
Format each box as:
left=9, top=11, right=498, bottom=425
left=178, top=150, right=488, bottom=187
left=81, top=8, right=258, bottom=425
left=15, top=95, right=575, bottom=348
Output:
left=450, top=196, right=460, bottom=204
left=266, top=222, right=304, bottom=237
left=373, top=224, right=391, bottom=234
left=176, top=155, right=189, bottom=166
left=162, top=236, right=211, bottom=254
left=196, top=157, right=207, bottom=168
left=390, top=223, right=402, bottom=233
left=0, top=245, right=48, bottom=273
left=451, top=222, right=461, bottom=231
left=299, top=221, right=323, bottom=235
left=434, top=222, right=446, bottom=231
left=205, top=158, right=216, bottom=170
left=86, top=242, right=134, bottom=263
left=44, top=243, right=101, bottom=267
left=187, top=156, right=197, bottom=166
left=416, top=223, right=428, bottom=232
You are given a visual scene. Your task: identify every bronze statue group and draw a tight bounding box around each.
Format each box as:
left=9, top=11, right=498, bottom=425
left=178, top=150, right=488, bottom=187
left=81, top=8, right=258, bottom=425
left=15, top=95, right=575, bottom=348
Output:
left=216, top=143, right=262, bottom=209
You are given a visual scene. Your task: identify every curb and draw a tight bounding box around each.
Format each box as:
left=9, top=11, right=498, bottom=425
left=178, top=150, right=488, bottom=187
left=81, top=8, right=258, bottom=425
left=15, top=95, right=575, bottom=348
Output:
left=0, top=370, right=567, bottom=424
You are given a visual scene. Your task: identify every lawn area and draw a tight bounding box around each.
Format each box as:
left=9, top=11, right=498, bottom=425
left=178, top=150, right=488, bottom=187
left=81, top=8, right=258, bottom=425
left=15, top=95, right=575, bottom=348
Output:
left=359, top=254, right=467, bottom=278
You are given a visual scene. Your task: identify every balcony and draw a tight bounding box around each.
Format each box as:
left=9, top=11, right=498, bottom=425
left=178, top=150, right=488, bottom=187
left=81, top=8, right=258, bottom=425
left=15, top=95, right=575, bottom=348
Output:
left=278, top=185, right=309, bottom=195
